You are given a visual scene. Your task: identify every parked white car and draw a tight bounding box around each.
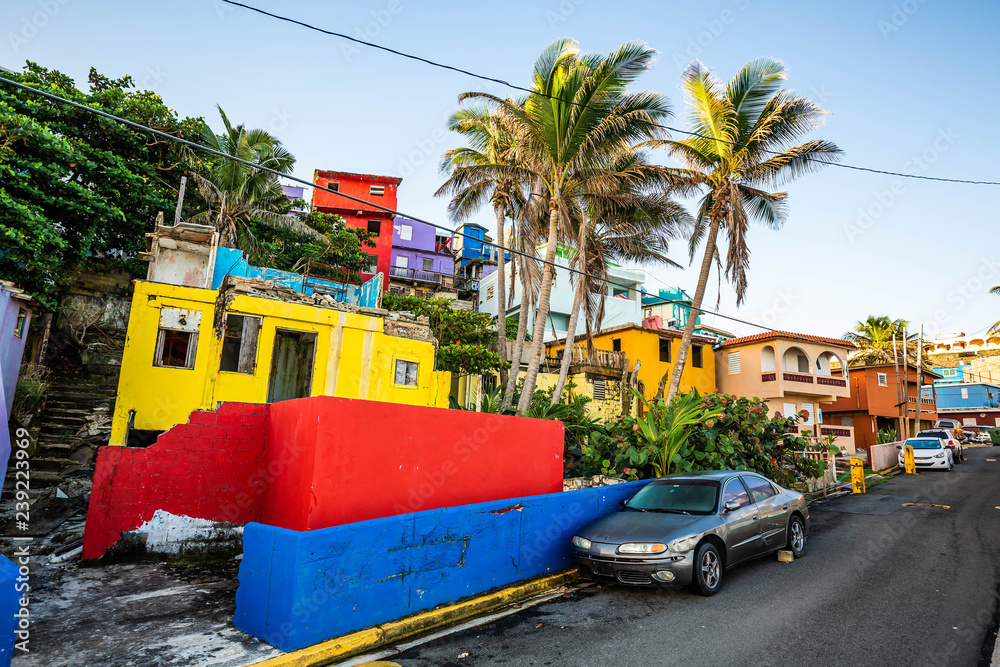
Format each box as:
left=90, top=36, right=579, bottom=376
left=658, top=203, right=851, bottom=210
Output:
left=916, top=429, right=965, bottom=463
left=897, top=437, right=954, bottom=471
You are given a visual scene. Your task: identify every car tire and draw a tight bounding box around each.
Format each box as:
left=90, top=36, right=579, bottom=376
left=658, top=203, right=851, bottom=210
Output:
left=691, top=542, right=723, bottom=596
left=786, top=515, right=807, bottom=558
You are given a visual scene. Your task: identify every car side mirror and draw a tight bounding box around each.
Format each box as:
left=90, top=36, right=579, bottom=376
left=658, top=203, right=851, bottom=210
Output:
left=895, top=445, right=902, bottom=450
left=724, top=500, right=740, bottom=512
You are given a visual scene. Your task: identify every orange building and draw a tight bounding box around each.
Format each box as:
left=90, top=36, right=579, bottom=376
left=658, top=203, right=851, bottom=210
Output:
left=714, top=331, right=857, bottom=453
left=823, top=363, right=941, bottom=449
left=312, top=170, right=402, bottom=287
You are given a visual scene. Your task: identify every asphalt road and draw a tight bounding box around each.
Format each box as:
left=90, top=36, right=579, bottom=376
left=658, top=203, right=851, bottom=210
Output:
left=388, top=446, right=1000, bottom=667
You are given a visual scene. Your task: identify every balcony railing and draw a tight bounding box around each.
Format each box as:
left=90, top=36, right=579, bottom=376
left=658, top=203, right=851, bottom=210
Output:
left=389, top=266, right=455, bottom=288
left=906, top=396, right=936, bottom=405
left=783, top=372, right=814, bottom=383
left=761, top=372, right=777, bottom=382
left=817, top=376, right=847, bottom=387
left=455, top=277, right=480, bottom=292
left=549, top=345, right=627, bottom=371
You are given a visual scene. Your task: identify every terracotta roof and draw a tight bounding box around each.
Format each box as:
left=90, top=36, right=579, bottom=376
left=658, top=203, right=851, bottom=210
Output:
left=718, top=331, right=855, bottom=349
left=545, top=322, right=716, bottom=347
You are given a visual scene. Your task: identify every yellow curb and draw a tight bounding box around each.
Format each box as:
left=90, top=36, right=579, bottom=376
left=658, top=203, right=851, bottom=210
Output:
left=249, top=570, right=577, bottom=667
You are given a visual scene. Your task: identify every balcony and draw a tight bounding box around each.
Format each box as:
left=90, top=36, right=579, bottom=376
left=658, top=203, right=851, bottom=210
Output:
left=906, top=396, right=936, bottom=406
left=547, top=345, right=627, bottom=372
left=455, top=276, right=480, bottom=292
left=389, top=266, right=455, bottom=289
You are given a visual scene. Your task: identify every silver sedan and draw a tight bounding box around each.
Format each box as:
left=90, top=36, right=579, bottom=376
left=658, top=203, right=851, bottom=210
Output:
left=570, top=470, right=810, bottom=595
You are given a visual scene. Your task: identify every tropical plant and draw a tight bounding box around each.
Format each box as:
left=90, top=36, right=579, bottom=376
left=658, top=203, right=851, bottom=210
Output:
left=11, top=363, right=50, bottom=422
left=632, top=388, right=724, bottom=476
left=191, top=105, right=320, bottom=251
left=437, top=105, right=526, bottom=389
left=459, top=39, right=673, bottom=415
left=876, top=428, right=899, bottom=444
left=0, top=62, right=204, bottom=305
left=651, top=58, right=842, bottom=401
left=843, top=315, right=913, bottom=365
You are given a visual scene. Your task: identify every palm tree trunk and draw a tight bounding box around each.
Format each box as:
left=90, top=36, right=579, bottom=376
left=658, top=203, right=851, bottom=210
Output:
left=502, top=258, right=531, bottom=412
left=494, top=203, right=508, bottom=391
left=659, top=215, right=720, bottom=402
left=550, top=222, right=588, bottom=405
left=516, top=202, right=560, bottom=415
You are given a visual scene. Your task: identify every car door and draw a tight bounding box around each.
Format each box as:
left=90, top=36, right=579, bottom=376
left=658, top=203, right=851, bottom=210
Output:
left=741, top=476, right=787, bottom=551
left=720, top=477, right=761, bottom=564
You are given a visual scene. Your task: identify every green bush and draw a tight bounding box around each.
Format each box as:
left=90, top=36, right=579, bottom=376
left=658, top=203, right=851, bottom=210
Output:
left=11, top=364, right=49, bottom=422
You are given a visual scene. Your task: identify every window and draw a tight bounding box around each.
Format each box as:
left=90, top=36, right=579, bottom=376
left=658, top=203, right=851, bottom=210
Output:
left=877, top=372, right=888, bottom=387
left=394, top=359, right=418, bottom=386
left=741, top=476, right=777, bottom=503
left=370, top=184, right=385, bottom=197
left=659, top=338, right=671, bottom=363
left=801, top=402, right=814, bottom=426
left=942, top=368, right=957, bottom=377
left=797, top=354, right=809, bottom=373
left=783, top=403, right=797, bottom=420
left=722, top=478, right=751, bottom=509
left=220, top=314, right=261, bottom=374
left=365, top=254, right=378, bottom=273
left=486, top=285, right=495, bottom=300
left=961, top=387, right=969, bottom=399
left=13, top=308, right=26, bottom=338
left=154, top=308, right=200, bottom=369
left=691, top=345, right=703, bottom=368
left=395, top=255, right=409, bottom=268
left=593, top=379, right=606, bottom=400
left=398, top=224, right=412, bottom=241
left=728, top=351, right=741, bottom=375
left=367, top=219, right=381, bottom=234
left=327, top=181, right=339, bottom=191
left=612, top=338, right=622, bottom=352
left=760, top=345, right=776, bottom=372
left=841, top=416, right=854, bottom=427
left=422, top=258, right=433, bottom=271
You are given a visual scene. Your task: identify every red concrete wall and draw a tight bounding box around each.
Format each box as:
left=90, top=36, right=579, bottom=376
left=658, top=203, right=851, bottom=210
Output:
left=259, top=396, right=565, bottom=532
left=81, top=403, right=269, bottom=560
left=312, top=171, right=399, bottom=286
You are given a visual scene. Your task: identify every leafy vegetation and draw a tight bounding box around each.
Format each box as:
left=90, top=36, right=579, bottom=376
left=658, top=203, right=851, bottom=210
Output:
left=381, top=293, right=507, bottom=375
left=844, top=315, right=913, bottom=365
left=12, top=363, right=49, bottom=422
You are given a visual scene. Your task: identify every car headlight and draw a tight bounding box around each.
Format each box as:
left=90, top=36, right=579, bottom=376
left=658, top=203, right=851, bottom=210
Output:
left=934, top=452, right=945, bottom=458
left=617, top=542, right=667, bottom=554
left=572, top=535, right=592, bottom=550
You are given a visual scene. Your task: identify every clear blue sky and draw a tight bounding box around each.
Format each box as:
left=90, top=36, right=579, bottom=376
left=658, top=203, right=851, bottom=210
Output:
left=4, top=0, right=998, bottom=339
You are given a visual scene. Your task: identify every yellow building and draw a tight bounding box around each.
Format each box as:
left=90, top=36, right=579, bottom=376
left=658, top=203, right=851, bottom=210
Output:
left=109, top=279, right=451, bottom=445
left=544, top=324, right=717, bottom=420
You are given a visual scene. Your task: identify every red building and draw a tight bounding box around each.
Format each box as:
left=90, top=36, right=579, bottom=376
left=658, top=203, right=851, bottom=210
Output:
left=312, top=170, right=402, bottom=287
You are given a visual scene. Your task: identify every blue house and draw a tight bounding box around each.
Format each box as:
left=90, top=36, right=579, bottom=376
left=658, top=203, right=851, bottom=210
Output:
left=452, top=223, right=511, bottom=292
left=932, top=364, right=972, bottom=385
left=932, top=382, right=1000, bottom=410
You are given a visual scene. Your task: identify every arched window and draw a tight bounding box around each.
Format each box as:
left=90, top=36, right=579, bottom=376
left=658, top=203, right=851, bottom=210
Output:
left=782, top=346, right=810, bottom=373
left=761, top=345, right=776, bottom=372
left=816, top=351, right=846, bottom=377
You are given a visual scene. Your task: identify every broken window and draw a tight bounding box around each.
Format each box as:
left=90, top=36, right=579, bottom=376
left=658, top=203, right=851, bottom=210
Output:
left=154, top=307, right=201, bottom=369
left=394, top=359, right=418, bottom=386
left=220, top=314, right=261, bottom=374
left=367, top=219, right=381, bottom=234
left=365, top=254, right=378, bottom=273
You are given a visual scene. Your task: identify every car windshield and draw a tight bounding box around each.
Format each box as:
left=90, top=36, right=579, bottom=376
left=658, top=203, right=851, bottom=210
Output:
left=624, top=480, right=720, bottom=515
left=918, top=431, right=948, bottom=438
left=907, top=439, right=943, bottom=450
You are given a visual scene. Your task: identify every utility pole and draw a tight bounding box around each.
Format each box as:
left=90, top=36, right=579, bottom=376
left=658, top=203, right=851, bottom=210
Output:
left=892, top=333, right=904, bottom=439
left=174, top=175, right=187, bottom=226
left=902, top=325, right=910, bottom=437
left=915, top=325, right=924, bottom=432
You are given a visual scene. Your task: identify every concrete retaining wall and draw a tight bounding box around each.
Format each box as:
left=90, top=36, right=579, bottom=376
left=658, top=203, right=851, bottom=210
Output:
left=235, top=480, right=646, bottom=652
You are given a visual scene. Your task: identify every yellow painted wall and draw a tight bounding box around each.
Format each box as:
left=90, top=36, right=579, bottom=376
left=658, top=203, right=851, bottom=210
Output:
left=547, top=327, right=716, bottom=405
left=109, top=281, right=451, bottom=444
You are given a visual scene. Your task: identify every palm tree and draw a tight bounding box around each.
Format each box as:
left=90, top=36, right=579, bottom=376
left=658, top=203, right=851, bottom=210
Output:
left=549, top=151, right=690, bottom=404
left=191, top=105, right=320, bottom=250
left=436, top=104, right=525, bottom=389
left=845, top=315, right=913, bottom=365
left=461, top=39, right=673, bottom=415
left=989, top=286, right=1000, bottom=335
left=650, top=58, right=842, bottom=401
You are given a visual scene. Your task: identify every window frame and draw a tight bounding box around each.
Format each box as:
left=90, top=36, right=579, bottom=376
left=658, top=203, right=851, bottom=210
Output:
left=364, top=254, right=378, bottom=273
left=659, top=337, right=671, bottom=363
left=422, top=257, right=434, bottom=271
left=612, top=338, right=622, bottom=352
left=13, top=308, right=27, bottom=338
left=367, top=219, right=381, bottom=234
left=154, top=329, right=198, bottom=370
left=740, top=475, right=777, bottom=504
left=728, top=350, right=741, bottom=375
left=398, top=223, right=412, bottom=241
left=691, top=344, right=703, bottom=368
left=220, top=313, right=262, bottom=374
left=722, top=477, right=752, bottom=510
left=877, top=372, right=888, bottom=387
left=393, top=358, right=419, bottom=387
left=369, top=184, right=386, bottom=197
left=328, top=181, right=339, bottom=192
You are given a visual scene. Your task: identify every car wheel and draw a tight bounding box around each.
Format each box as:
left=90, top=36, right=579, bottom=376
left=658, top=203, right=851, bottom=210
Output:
left=786, top=515, right=807, bottom=558
left=691, top=542, right=723, bottom=596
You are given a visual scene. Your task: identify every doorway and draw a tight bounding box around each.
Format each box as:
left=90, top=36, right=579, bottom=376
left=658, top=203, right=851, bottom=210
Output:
left=266, top=330, right=317, bottom=403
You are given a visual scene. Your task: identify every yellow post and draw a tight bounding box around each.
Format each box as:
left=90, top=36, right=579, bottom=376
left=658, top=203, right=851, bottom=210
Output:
left=850, top=457, right=866, bottom=494
left=903, top=444, right=916, bottom=474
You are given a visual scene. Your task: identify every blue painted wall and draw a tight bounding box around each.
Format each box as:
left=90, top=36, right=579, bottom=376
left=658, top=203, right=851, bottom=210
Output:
left=0, top=555, right=23, bottom=665
left=235, top=481, right=646, bottom=652
left=211, top=247, right=381, bottom=308
left=934, top=383, right=1000, bottom=410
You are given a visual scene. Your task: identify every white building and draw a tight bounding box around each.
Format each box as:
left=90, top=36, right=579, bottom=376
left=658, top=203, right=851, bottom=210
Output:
left=479, top=248, right=645, bottom=342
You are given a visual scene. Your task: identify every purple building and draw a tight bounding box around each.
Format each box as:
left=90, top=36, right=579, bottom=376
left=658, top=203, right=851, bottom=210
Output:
left=1, top=283, right=36, bottom=489
left=388, top=218, right=456, bottom=297
left=280, top=184, right=308, bottom=216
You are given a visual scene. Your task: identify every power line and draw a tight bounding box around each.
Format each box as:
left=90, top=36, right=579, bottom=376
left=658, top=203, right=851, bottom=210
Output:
left=219, top=0, right=1000, bottom=187
left=0, top=74, right=824, bottom=340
